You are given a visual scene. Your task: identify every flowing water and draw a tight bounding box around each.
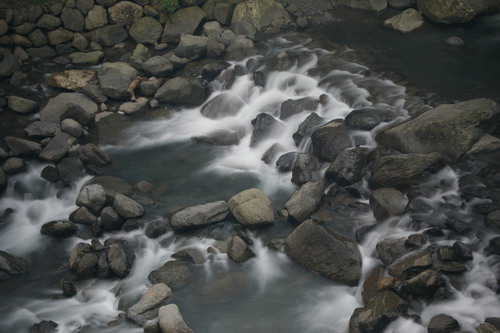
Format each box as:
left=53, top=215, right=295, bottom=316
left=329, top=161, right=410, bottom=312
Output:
left=0, top=26, right=499, bottom=333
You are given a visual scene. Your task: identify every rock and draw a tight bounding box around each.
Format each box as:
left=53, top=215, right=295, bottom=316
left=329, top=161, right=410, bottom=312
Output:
left=148, top=261, right=191, bottom=287
left=279, top=97, right=319, bottom=120
left=291, top=153, right=322, bottom=186
left=154, top=77, right=207, bottom=106
left=388, top=0, right=413, bottom=8
left=127, top=283, right=171, bottom=324
left=41, top=220, right=78, bottom=237
left=172, top=248, right=206, bottom=264
left=445, top=36, right=465, bottom=47
left=98, top=62, right=138, bottom=100
left=192, top=130, right=240, bottom=146
left=170, top=201, right=230, bottom=230
left=486, top=210, right=500, bottom=230
left=203, top=21, right=222, bottom=38
left=339, top=0, right=388, bottom=11
left=416, top=0, right=500, bottom=24
left=406, top=269, right=444, bottom=296
left=376, top=238, right=411, bottom=265
left=61, top=6, right=85, bottom=31
left=0, top=250, right=26, bottom=280
left=261, top=143, right=285, bottom=164
left=370, top=153, right=445, bottom=189
left=388, top=248, right=433, bottom=279
left=60, top=278, right=77, bottom=297
left=39, top=133, right=76, bottom=162
left=384, top=8, right=424, bottom=33
left=69, top=51, right=104, bottom=65
left=292, top=112, right=326, bottom=146
left=275, top=152, right=297, bottom=172
left=0, top=51, right=20, bottom=77
left=464, top=134, right=500, bottom=168
left=311, top=121, right=352, bottom=162
left=200, top=92, right=245, bottom=119
left=100, top=206, right=123, bottom=230
left=377, top=99, right=500, bottom=162
left=345, top=108, right=396, bottom=131
left=108, top=1, right=143, bottom=26
left=29, top=320, right=58, bottom=333
left=0, top=20, right=8, bottom=36
left=285, top=219, right=362, bottom=285
left=139, top=77, right=161, bottom=96
left=40, top=92, right=98, bottom=123
left=13, top=34, right=32, bottom=48
left=113, top=193, right=145, bottom=219
left=427, top=314, right=460, bottom=333
left=225, top=35, right=257, bottom=61
left=96, top=0, right=118, bottom=6
left=47, top=28, right=74, bottom=45
left=129, top=16, right=163, bottom=44
left=69, top=243, right=98, bottom=277
left=144, top=322, right=161, bottom=333
left=158, top=304, right=194, bottom=333
left=29, top=29, right=48, bottom=47
left=174, top=34, right=208, bottom=59
left=231, top=0, right=292, bottom=34
left=76, top=184, right=108, bottom=214
left=2, top=157, right=26, bottom=174
left=85, top=5, right=108, bottom=30
left=90, top=24, right=128, bottom=47
left=6, top=96, right=38, bottom=114
left=119, top=97, right=148, bottom=115
left=5, top=136, right=42, bottom=155
left=41, top=165, right=58, bottom=182
left=362, top=266, right=384, bottom=303
left=143, top=56, right=174, bottom=77
left=285, top=181, right=324, bottom=222
left=0, top=168, right=6, bottom=191
left=15, top=22, right=36, bottom=35
left=369, top=187, right=408, bottom=222
left=228, top=235, right=255, bottom=263
left=487, top=237, right=500, bottom=255
left=37, top=14, right=61, bottom=30
left=357, top=291, right=408, bottom=333
left=46, top=69, right=96, bottom=91
left=107, top=239, right=135, bottom=278
left=78, top=143, right=112, bottom=169
left=77, top=0, right=94, bottom=14
left=325, top=147, right=368, bottom=185
left=476, top=322, right=500, bottom=333
left=61, top=119, right=83, bottom=138
left=250, top=113, right=283, bottom=147
left=69, top=206, right=98, bottom=225
left=145, top=219, right=169, bottom=238
left=453, top=241, right=472, bottom=260
left=228, top=188, right=275, bottom=226
left=161, top=6, right=206, bottom=44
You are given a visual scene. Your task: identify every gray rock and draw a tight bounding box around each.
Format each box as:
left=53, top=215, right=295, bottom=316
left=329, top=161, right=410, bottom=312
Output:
left=148, top=261, right=191, bottom=287
left=47, top=28, right=74, bottom=45
left=0, top=51, right=20, bottom=77
left=69, top=242, right=98, bottom=277
left=69, top=51, right=104, bottom=65
left=76, top=184, right=108, bottom=214
left=369, top=187, right=408, bottom=222
left=228, top=235, right=255, bottom=263
left=445, top=36, right=465, bottom=47
left=0, top=250, right=26, bottom=280
left=228, top=188, right=275, bottom=226
left=61, top=118, right=84, bottom=138
left=291, top=153, right=322, bottom=186
left=29, top=321, right=58, bottom=333
left=0, top=168, right=6, bottom=192
left=96, top=0, right=118, bottom=6
left=82, top=83, right=108, bottom=103
left=172, top=248, right=206, bottom=265
left=357, top=291, right=408, bottom=333
left=37, top=14, right=61, bottom=30
left=326, top=147, right=368, bottom=185
left=0, top=20, right=7, bottom=36
left=384, top=8, right=424, bottom=33
left=170, top=201, right=229, bottom=230
left=127, top=283, right=171, bottom=325
left=77, top=0, right=95, bottom=15
left=388, top=0, right=413, bottom=9
left=250, top=113, right=283, bottom=147
left=225, top=35, right=257, bottom=61
left=145, top=219, right=169, bottom=239
left=90, top=24, right=128, bottom=47
left=119, top=97, right=148, bottom=116
left=158, top=304, right=194, bottom=333
left=293, top=112, right=326, bottom=146
left=41, top=220, right=78, bottom=237
left=61, top=7, right=85, bottom=31
left=417, top=0, right=499, bottom=24
left=207, top=35, right=226, bottom=58
left=5, top=136, right=42, bottom=155
left=39, top=133, right=76, bottom=162
left=261, top=143, right=285, bottom=164
left=100, top=206, right=123, bottom=230
left=29, top=29, right=48, bottom=47
left=154, top=77, right=207, bottom=106
left=108, top=1, right=143, bottom=27
left=203, top=21, right=222, bottom=37
left=285, top=219, right=362, bottom=286
left=15, top=22, right=36, bottom=35
left=41, top=93, right=98, bottom=123
left=113, top=193, right=145, bottom=219
left=2, top=158, right=26, bottom=174
left=139, top=78, right=161, bottom=96
left=143, top=56, right=174, bottom=77
left=85, top=5, right=108, bottom=30
left=107, top=239, right=135, bottom=278
left=7, top=96, right=38, bottom=114
left=98, top=62, right=138, bottom=100
left=129, top=16, right=163, bottom=44
left=174, top=34, right=208, bottom=59
left=192, top=130, right=241, bottom=146
left=486, top=210, right=500, bottom=230
left=427, top=314, right=460, bottom=333
left=285, top=181, right=324, bottom=222
left=276, top=152, right=298, bottom=172
left=388, top=248, right=433, bottom=279
left=311, top=121, right=352, bottom=162
left=69, top=206, right=98, bottom=225
left=200, top=92, right=245, bottom=119
left=161, top=6, right=206, bottom=43
left=231, top=0, right=292, bottom=34
left=345, top=107, right=396, bottom=130
left=280, top=97, right=319, bottom=120
left=376, top=238, right=411, bottom=266
left=71, top=33, right=88, bottom=51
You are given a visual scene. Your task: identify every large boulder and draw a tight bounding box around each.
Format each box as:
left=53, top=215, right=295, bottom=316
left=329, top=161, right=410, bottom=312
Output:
left=285, top=219, right=362, bottom=286
left=98, top=62, right=138, bottom=100
left=416, top=0, right=500, bottom=24
left=370, top=152, right=445, bottom=189
left=345, top=108, right=397, bottom=130
left=76, top=184, right=108, bottom=214
left=285, top=181, right=324, bottom=222
left=377, top=99, right=500, bottom=162
left=154, top=77, right=207, bottom=106
left=158, top=304, right=194, bottom=333
left=339, top=0, right=388, bottom=11
left=228, top=188, right=275, bottom=226
left=129, top=16, right=163, bottom=44
left=170, top=201, right=230, bottom=230
left=369, top=187, right=408, bottom=222
left=40, top=92, right=98, bottom=123
left=231, top=0, right=292, bottom=34
left=311, top=121, right=352, bottom=162
left=161, top=6, right=206, bottom=44
left=108, top=1, right=143, bottom=26
left=39, top=133, right=76, bottom=161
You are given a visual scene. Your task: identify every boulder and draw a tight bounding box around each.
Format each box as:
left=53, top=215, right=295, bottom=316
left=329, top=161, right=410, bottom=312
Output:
left=76, top=184, right=108, bottom=214
left=61, top=7, right=85, bottom=31
left=69, top=243, right=98, bottom=277
left=174, top=34, right=208, bottom=59
left=37, top=14, right=61, bottom=30
left=78, top=143, right=112, bottom=169
left=200, top=92, right=245, bottom=119
left=345, top=107, right=397, bottom=131
left=28, top=29, right=48, bottom=47
left=161, top=6, right=206, bottom=43
left=29, top=320, right=58, bottom=333
left=119, top=97, right=148, bottom=115
left=388, top=248, right=433, bottom=279
left=192, top=130, right=241, bottom=146
left=369, top=187, right=408, bottom=222
left=90, top=24, right=128, bottom=46
left=100, top=207, right=123, bottom=231
left=0, top=250, right=26, bottom=280
left=145, top=219, right=169, bottom=239
left=339, top=0, right=388, bottom=11
left=228, top=188, right=275, bottom=226
left=113, top=193, right=145, bottom=219
left=108, top=1, right=143, bottom=26
left=285, top=219, right=362, bottom=286
left=85, top=5, right=108, bottom=30
left=261, top=143, right=285, bottom=164
left=416, top=0, right=500, bottom=24
left=311, top=121, right=352, bottom=162
left=376, top=238, right=412, bottom=265
left=139, top=78, right=161, bottom=96
left=39, top=133, right=76, bottom=162
left=276, top=152, right=298, bottom=172
left=154, top=77, right=207, bottom=106
left=291, top=153, right=322, bottom=186
left=47, top=28, right=74, bottom=45
left=129, top=16, right=163, bottom=44
left=107, top=239, right=135, bottom=278
left=285, top=181, right=324, bottom=222
left=158, top=304, right=194, bottom=333
left=370, top=153, right=445, bottom=189
left=61, top=119, right=83, bottom=137
left=231, top=0, right=292, bottom=34
left=148, top=261, right=191, bottom=287
left=280, top=97, right=319, bottom=120
left=98, top=62, right=138, bottom=100
left=357, top=291, right=408, bottom=333
left=250, top=113, right=283, bottom=147
left=225, top=35, right=257, bottom=61
left=142, top=56, right=174, bottom=77
left=2, top=157, right=26, bottom=174
left=427, top=314, right=460, bottom=333
left=384, top=9, right=424, bottom=33
left=293, top=112, right=326, bottom=146
left=40, top=92, right=98, bottom=123
left=203, top=21, right=222, bottom=37
left=46, top=69, right=96, bottom=91
left=228, top=235, right=255, bottom=263
left=127, top=283, right=171, bottom=325
left=7, top=96, right=38, bottom=114
left=170, top=201, right=230, bottom=230
left=325, top=147, right=368, bottom=185
left=69, top=51, right=104, bottom=65
left=377, top=99, right=500, bottom=162
left=69, top=206, right=98, bottom=225
left=172, top=248, right=206, bottom=265
left=5, top=136, right=42, bottom=155
left=40, top=220, right=78, bottom=237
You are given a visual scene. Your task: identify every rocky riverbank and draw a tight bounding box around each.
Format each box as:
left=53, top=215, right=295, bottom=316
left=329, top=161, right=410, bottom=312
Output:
left=1, top=1, right=500, bottom=333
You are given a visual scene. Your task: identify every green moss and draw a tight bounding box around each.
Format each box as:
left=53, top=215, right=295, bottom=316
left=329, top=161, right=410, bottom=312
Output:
left=160, top=0, right=179, bottom=16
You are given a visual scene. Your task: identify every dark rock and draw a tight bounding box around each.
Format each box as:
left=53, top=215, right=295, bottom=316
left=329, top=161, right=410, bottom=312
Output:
left=355, top=224, right=376, bottom=243
left=100, top=207, right=123, bottom=231
left=154, top=77, right=207, bottom=106
left=56, top=157, right=86, bottom=184
left=293, top=112, right=326, bottom=146
left=228, top=235, right=255, bottom=263
left=261, top=143, right=285, bottom=164
left=370, top=187, right=408, bottom=222
left=311, top=121, right=352, bottom=162
left=174, top=34, right=208, bottom=59
left=5, top=136, right=42, bottom=156
left=362, top=266, right=384, bottom=303
left=0, top=250, right=26, bottom=280
left=37, top=14, right=61, bottom=30
left=172, top=248, right=206, bottom=265
left=78, top=143, right=112, bottom=171
left=143, top=56, right=174, bottom=77
left=25, top=121, right=60, bottom=138
left=453, top=241, right=472, bottom=260
left=250, top=113, right=283, bottom=147
left=225, top=35, right=257, bottom=61
left=61, top=7, right=85, bottom=31
left=285, top=181, right=324, bottom=222
left=345, top=107, right=396, bottom=130
left=108, top=1, right=143, bottom=27
left=148, top=260, right=191, bottom=287
left=60, top=279, right=77, bottom=297
left=280, top=97, right=319, bottom=120
left=41, top=166, right=59, bottom=182
left=69, top=243, right=98, bottom=277
left=29, top=320, right=58, bottom=333
left=406, top=269, right=444, bottom=296
left=170, top=200, right=229, bottom=230
left=62, top=103, right=93, bottom=126
left=417, top=0, right=499, bottom=24
left=201, top=60, right=230, bottom=80
left=487, top=237, right=500, bottom=255
left=40, top=93, right=98, bottom=123
left=129, top=16, right=163, bottom=44
left=427, top=314, right=460, bottom=333
left=107, top=239, right=135, bottom=278
left=145, top=219, right=169, bottom=238
left=276, top=152, right=297, bottom=172
left=200, top=92, right=245, bottom=119
left=325, top=147, right=368, bottom=185
left=161, top=6, right=206, bottom=44
left=69, top=206, right=97, bottom=225
left=3, top=157, right=26, bottom=174
left=113, top=193, right=145, bottom=219
left=98, top=62, right=138, bottom=100
left=76, top=184, right=108, bottom=214
left=192, top=130, right=240, bottom=146
left=376, top=238, right=412, bottom=266
left=291, top=153, right=322, bottom=186
left=388, top=248, right=433, bottom=279
left=39, top=133, right=76, bottom=162
left=90, top=24, right=128, bottom=47
left=41, top=220, right=78, bottom=237
left=266, top=238, right=285, bottom=251
left=358, top=291, right=409, bottom=333
left=7, top=96, right=38, bottom=114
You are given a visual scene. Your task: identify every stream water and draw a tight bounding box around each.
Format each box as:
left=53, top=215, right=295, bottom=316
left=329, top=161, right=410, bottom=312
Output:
left=1, top=13, right=500, bottom=333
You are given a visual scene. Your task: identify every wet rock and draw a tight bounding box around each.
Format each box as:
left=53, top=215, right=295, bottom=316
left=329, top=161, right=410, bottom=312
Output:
left=362, top=266, right=384, bottom=303
left=2, top=157, right=26, bottom=174
left=100, top=207, right=123, bottom=231
left=39, top=133, right=76, bottom=162
left=291, top=153, right=322, bottom=186
left=276, top=152, right=298, bottom=172
left=357, top=291, right=408, bottom=333
left=107, top=239, right=135, bottom=278
left=139, top=78, right=162, bottom=96
left=148, top=261, right=191, bottom=287
left=41, top=220, right=78, bottom=237
left=144, top=321, right=161, bottom=333
left=154, top=77, right=207, bottom=106
left=228, top=235, right=256, bottom=263
left=250, top=113, right=283, bottom=147
left=232, top=0, right=292, bottom=34
left=487, top=237, right=500, bottom=255
left=41, top=166, right=58, bottom=182
left=370, top=187, right=408, bottom=222
left=388, top=248, right=433, bottom=279
left=225, top=35, right=257, bottom=61
left=172, top=248, right=206, bottom=265
left=406, top=269, right=444, bottom=296
left=90, top=24, right=128, bottom=47
left=158, top=304, right=194, bottom=333
left=445, top=36, right=465, bottom=47
left=143, top=56, right=174, bottom=77
left=292, top=112, right=326, bottom=146
left=86, top=176, right=132, bottom=196
left=377, top=99, right=500, bottom=162
left=201, top=60, right=230, bottom=80
left=5, top=136, right=42, bottom=155
left=69, top=206, right=98, bottom=225
left=129, top=16, right=163, bottom=44
left=464, top=134, right=500, bottom=168
left=453, top=241, right=473, bottom=260
left=78, top=143, right=112, bottom=170
left=76, top=184, right=108, bottom=214
left=280, top=97, right=319, bottom=120
left=127, top=283, right=171, bottom=325
left=29, top=320, right=58, bottom=333
left=376, top=238, right=412, bottom=266
left=0, top=250, right=26, bottom=280
left=61, top=7, right=85, bottom=31
left=228, top=188, right=275, bottom=226
left=161, top=6, right=206, bottom=44
left=69, top=243, right=99, bottom=277
left=345, top=107, right=396, bottom=130
left=60, top=279, right=77, bottom=297
left=285, top=219, right=362, bottom=286
left=113, top=193, right=145, bottom=219
left=406, top=234, right=428, bottom=248
left=170, top=201, right=229, bottom=230
left=175, top=34, right=208, bottom=60
left=145, top=219, right=169, bottom=238
left=427, top=314, right=460, bottom=333
left=7, top=96, right=38, bottom=114
left=40, top=92, right=98, bottom=123
left=192, top=130, right=241, bottom=146
left=200, top=92, right=245, bottom=119
left=370, top=153, right=445, bottom=189
left=417, top=0, right=499, bottom=24
left=311, top=121, right=352, bottom=162
left=68, top=51, right=104, bottom=65
left=285, top=181, right=324, bottom=222
left=98, top=62, right=138, bottom=100
left=119, top=97, right=149, bottom=115
left=384, top=9, right=424, bottom=33
left=326, top=147, right=368, bottom=185
left=476, top=322, right=500, bottom=333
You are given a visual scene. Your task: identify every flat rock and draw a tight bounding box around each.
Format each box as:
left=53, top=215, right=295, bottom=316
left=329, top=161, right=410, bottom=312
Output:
left=170, top=201, right=230, bottom=230
left=46, top=69, right=96, bottom=91
left=39, top=133, right=76, bottom=162
left=40, top=92, right=98, bottom=123
left=7, top=96, right=38, bottom=113
left=98, top=62, right=138, bottom=100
